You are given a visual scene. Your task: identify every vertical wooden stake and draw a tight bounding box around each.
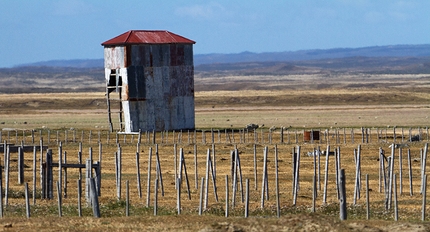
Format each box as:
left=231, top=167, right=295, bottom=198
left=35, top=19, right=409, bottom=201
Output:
left=422, top=174, right=427, bottom=221
left=154, top=178, right=158, bottom=216
left=293, top=146, right=301, bottom=206
left=4, top=145, right=10, bottom=206
left=323, top=145, right=330, bottom=204
left=194, top=144, right=198, bottom=190
left=225, top=175, right=229, bottom=217
left=253, top=144, right=257, bottom=190
left=146, top=147, right=152, bottom=207
left=245, top=179, right=250, bottom=218
left=399, top=148, right=403, bottom=196
left=77, top=179, right=82, bottom=217
left=261, top=146, right=268, bottom=208
left=312, top=175, right=316, bottom=213
left=90, top=178, right=100, bottom=218
left=136, top=152, right=142, bottom=198
left=366, top=174, right=370, bottom=220
left=57, top=181, right=62, bottom=217
left=126, top=180, right=129, bottom=216
left=408, top=149, right=413, bottom=196
left=394, top=174, right=398, bottom=221
left=177, top=178, right=181, bottom=215
left=25, top=182, right=30, bottom=218
left=275, top=146, right=280, bottom=218
left=33, top=146, right=36, bottom=205
left=339, top=169, right=347, bottom=221
left=199, top=177, right=204, bottom=215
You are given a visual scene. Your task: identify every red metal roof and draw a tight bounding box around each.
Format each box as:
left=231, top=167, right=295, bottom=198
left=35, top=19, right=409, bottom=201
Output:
left=101, top=30, right=195, bottom=46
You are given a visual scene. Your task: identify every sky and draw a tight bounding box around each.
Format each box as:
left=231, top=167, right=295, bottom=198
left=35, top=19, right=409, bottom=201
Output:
left=0, top=0, right=429, bottom=68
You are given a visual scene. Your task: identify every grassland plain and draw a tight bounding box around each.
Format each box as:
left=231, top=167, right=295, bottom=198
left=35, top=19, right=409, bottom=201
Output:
left=0, top=73, right=429, bottom=231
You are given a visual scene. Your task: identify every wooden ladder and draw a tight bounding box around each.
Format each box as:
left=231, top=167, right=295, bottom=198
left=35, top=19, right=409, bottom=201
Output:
left=106, top=69, right=124, bottom=132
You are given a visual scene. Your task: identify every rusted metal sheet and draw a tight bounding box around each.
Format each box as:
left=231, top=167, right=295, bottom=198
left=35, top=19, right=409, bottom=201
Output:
left=101, top=30, right=195, bottom=46
left=104, top=47, right=125, bottom=69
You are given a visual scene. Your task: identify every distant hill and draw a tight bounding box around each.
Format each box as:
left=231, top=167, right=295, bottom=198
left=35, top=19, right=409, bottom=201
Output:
left=16, top=59, right=104, bottom=68
left=195, top=44, right=430, bottom=65
left=15, top=44, right=430, bottom=68
left=2, top=44, right=429, bottom=93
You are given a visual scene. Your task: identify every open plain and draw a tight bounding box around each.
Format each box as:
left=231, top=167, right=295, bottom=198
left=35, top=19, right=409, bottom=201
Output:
left=0, top=73, right=429, bottom=231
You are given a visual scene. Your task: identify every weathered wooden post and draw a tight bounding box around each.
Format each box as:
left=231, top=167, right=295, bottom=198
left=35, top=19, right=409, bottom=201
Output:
left=245, top=179, right=250, bottom=218
left=422, top=174, right=427, bottom=221
left=225, top=175, right=229, bottom=217
left=46, top=149, right=53, bottom=199
left=293, top=146, right=301, bottom=205
left=90, top=178, right=100, bottom=218
left=63, top=150, right=68, bottom=198
left=57, top=181, right=62, bottom=217
left=408, top=149, right=413, bottom=196
left=85, top=158, right=92, bottom=205
left=146, top=147, right=152, bottom=207
left=155, top=144, right=164, bottom=196
left=198, top=177, right=204, bottom=215
left=25, top=182, right=30, bottom=218
left=126, top=180, right=129, bottom=216
left=18, top=147, right=24, bottom=184
left=33, top=146, right=36, bottom=205
left=194, top=144, right=198, bottom=190
left=399, top=148, right=403, bottom=195
left=323, top=145, right=330, bottom=204
left=366, top=174, right=370, bottom=220
left=274, top=145, right=280, bottom=217
left=154, top=178, right=158, bottom=216
left=394, top=174, right=398, bottom=221
left=422, top=143, right=429, bottom=194
left=176, top=177, right=181, bottom=215
left=136, top=152, right=142, bottom=198
left=58, top=143, right=62, bottom=199
left=253, top=144, right=257, bottom=190
left=339, top=169, right=347, bottom=220
left=77, top=179, right=82, bottom=217
left=261, top=146, right=269, bottom=208
left=178, top=148, right=191, bottom=200
left=388, top=145, right=395, bottom=209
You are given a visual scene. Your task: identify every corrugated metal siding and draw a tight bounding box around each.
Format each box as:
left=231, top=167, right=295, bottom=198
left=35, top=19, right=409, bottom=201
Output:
left=104, top=47, right=126, bottom=69
left=104, top=33, right=195, bottom=132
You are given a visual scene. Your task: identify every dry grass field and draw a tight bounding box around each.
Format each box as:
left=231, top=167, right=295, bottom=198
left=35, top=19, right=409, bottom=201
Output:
left=0, top=73, right=429, bottom=231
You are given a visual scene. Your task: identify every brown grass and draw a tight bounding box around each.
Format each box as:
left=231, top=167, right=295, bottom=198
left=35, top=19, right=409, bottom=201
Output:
left=0, top=74, right=429, bottom=230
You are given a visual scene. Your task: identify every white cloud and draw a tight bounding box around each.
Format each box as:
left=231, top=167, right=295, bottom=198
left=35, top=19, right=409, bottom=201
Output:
left=174, top=2, right=229, bottom=21
left=364, top=11, right=385, bottom=23
left=53, top=0, right=96, bottom=16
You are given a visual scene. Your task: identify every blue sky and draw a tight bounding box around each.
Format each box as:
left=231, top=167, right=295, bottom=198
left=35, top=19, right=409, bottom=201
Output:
left=0, top=0, right=429, bottom=67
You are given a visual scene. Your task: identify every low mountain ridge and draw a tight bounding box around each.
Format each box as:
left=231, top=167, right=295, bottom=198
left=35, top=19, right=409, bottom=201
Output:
left=15, top=44, right=430, bottom=68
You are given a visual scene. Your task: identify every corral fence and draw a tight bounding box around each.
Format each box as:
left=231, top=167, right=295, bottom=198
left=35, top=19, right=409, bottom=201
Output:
left=0, top=126, right=428, bottom=220
left=0, top=126, right=428, bottom=145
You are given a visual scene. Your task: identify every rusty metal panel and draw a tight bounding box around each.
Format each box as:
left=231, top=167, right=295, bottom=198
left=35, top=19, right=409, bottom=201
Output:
left=101, top=30, right=196, bottom=46
left=104, top=47, right=125, bottom=69
left=183, top=96, right=195, bottom=127
left=126, top=66, right=146, bottom=100
left=184, top=44, right=194, bottom=66
left=152, top=67, right=164, bottom=99
left=113, top=44, right=194, bottom=132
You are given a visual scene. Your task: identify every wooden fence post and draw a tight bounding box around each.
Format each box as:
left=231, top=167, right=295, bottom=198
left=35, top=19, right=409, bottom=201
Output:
left=18, top=147, right=24, bottom=184
left=339, top=169, right=347, bottom=220
left=146, top=147, right=152, bottom=207
left=25, top=182, right=30, bottom=218
left=136, top=152, right=142, bottom=198
left=90, top=178, right=100, bottom=218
